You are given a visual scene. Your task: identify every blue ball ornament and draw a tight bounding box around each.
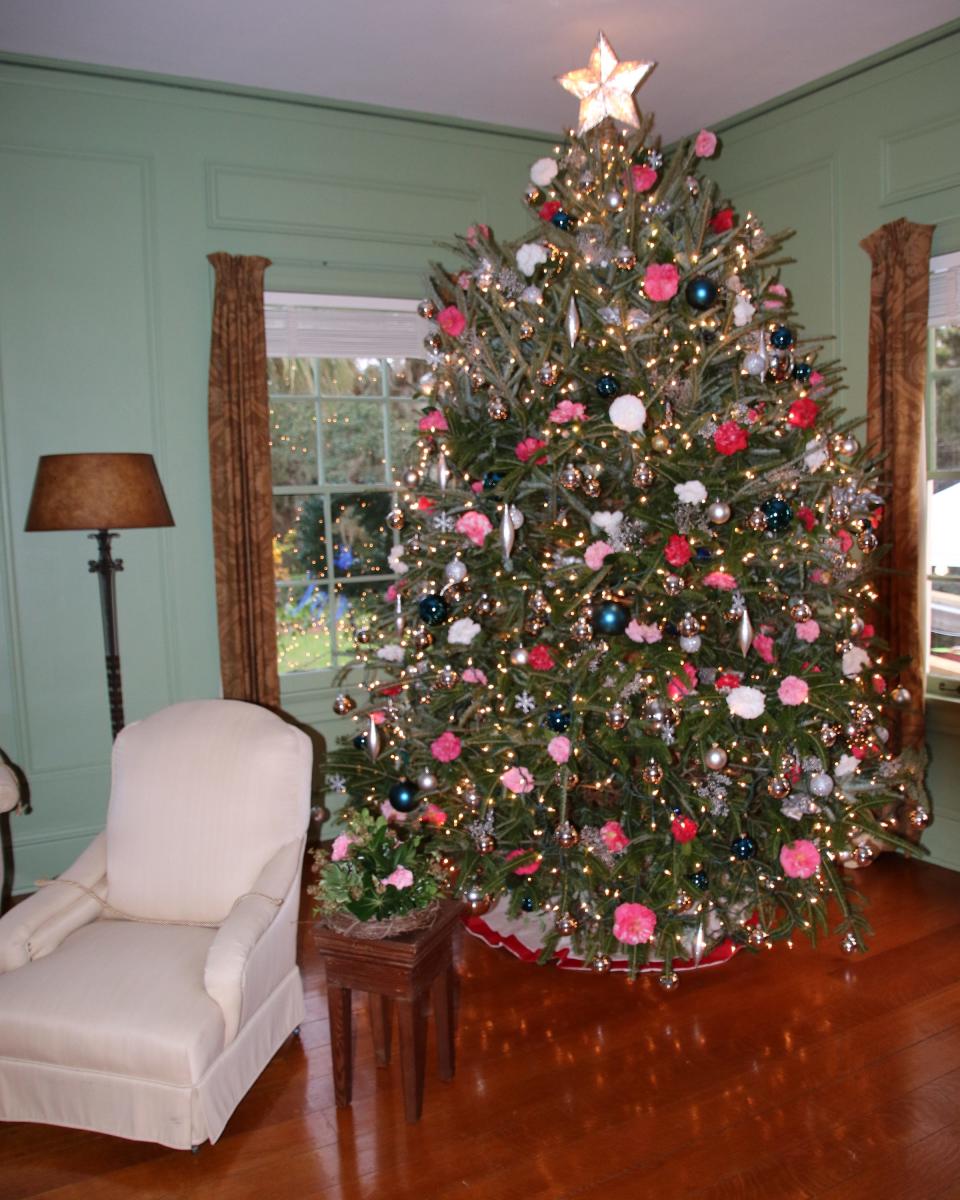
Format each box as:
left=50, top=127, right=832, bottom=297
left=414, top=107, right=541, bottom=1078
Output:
left=592, top=601, right=630, bottom=637
left=520, top=895, right=536, bottom=912
left=685, top=275, right=718, bottom=311
left=792, top=361, right=812, bottom=383
left=545, top=707, right=572, bottom=732
left=595, top=374, right=619, bottom=398
left=550, top=210, right=574, bottom=231
left=695, top=547, right=712, bottom=561
left=352, top=733, right=368, bottom=751
left=761, top=497, right=793, bottom=533
left=770, top=325, right=794, bottom=349
left=731, top=835, right=756, bottom=860
left=418, top=593, right=449, bottom=626
left=689, top=870, right=709, bottom=891
left=482, top=471, right=503, bottom=491
left=388, top=779, right=420, bottom=813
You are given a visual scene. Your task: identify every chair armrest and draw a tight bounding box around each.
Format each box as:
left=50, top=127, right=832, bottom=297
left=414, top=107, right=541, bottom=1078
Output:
left=0, top=832, right=107, bottom=972
left=0, top=764, right=19, bottom=814
left=204, top=838, right=304, bottom=1044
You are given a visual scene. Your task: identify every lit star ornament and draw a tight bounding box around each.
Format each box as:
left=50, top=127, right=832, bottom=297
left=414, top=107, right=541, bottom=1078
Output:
left=557, top=32, right=656, bottom=135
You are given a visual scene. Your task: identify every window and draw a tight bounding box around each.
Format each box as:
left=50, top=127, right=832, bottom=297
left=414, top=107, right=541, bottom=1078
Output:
left=265, top=294, right=428, bottom=677
left=926, top=253, right=960, bottom=693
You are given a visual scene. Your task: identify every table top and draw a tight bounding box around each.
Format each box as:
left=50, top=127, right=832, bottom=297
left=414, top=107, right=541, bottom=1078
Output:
left=311, top=899, right=463, bottom=968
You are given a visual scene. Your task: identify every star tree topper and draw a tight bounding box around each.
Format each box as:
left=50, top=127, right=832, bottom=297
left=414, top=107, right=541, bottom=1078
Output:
left=557, top=32, right=656, bottom=135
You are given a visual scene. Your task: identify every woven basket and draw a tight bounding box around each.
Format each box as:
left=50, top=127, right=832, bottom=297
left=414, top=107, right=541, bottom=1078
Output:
left=317, top=900, right=442, bottom=940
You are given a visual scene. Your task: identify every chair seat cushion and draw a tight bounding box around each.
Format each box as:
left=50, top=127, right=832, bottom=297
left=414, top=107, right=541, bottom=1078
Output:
left=0, top=919, right=225, bottom=1086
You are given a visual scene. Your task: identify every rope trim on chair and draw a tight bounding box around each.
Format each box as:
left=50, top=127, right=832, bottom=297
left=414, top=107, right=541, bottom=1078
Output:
left=35, top=877, right=284, bottom=928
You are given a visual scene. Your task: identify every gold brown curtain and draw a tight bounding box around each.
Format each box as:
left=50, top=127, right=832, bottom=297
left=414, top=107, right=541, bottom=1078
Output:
left=860, top=218, right=935, bottom=760
left=206, top=252, right=279, bottom=710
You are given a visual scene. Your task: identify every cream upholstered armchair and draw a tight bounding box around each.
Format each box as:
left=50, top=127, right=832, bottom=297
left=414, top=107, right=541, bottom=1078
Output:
left=0, top=700, right=311, bottom=1149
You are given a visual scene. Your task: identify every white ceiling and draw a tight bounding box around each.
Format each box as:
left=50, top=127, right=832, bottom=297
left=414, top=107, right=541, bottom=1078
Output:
left=0, top=0, right=958, bottom=141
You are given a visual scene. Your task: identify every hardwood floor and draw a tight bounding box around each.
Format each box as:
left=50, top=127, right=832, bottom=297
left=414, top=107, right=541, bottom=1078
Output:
left=2, top=855, right=960, bottom=1199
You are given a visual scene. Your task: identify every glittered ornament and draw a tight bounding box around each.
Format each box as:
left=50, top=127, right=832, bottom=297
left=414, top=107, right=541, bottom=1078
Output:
left=463, top=883, right=492, bottom=916
left=663, top=573, right=684, bottom=596
left=642, top=760, right=664, bottom=786
left=765, top=349, right=793, bottom=384
left=476, top=833, right=497, bottom=855
left=571, top=618, right=593, bottom=642
left=673, top=889, right=693, bottom=914
left=444, top=559, right=468, bottom=584
left=595, top=374, right=619, bottom=398
left=909, top=806, right=931, bottom=829
left=685, top=276, right=719, bottom=311
left=731, top=835, right=756, bottom=860
left=858, top=529, right=878, bottom=553
left=679, top=634, right=701, bottom=653
left=412, top=625, right=434, bottom=650
left=592, top=601, right=630, bottom=636
left=614, top=247, right=637, bottom=270
left=762, top=496, right=793, bottom=532
left=417, top=299, right=437, bottom=320
left=560, top=463, right=582, bottom=491
left=555, top=821, right=579, bottom=848
left=809, top=772, right=834, bottom=798
left=606, top=703, right=629, bottom=731
left=770, top=324, right=794, bottom=349
left=518, top=321, right=535, bottom=340
left=707, top=500, right=731, bottom=524
left=538, top=362, right=561, bottom=387
left=582, top=476, right=601, bottom=498
left=748, top=927, right=767, bottom=947
left=332, top=693, right=356, bottom=715
left=418, top=594, right=449, bottom=626
left=487, top=396, right=509, bottom=421
left=555, top=912, right=578, bottom=936
left=747, top=508, right=768, bottom=532
left=767, top=775, right=790, bottom=800
left=705, top=746, right=728, bottom=771
left=633, top=462, right=655, bottom=489
left=546, top=706, right=572, bottom=732
left=388, top=779, right=419, bottom=812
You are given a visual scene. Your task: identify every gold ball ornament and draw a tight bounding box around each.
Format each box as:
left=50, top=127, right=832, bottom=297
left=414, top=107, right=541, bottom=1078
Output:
left=436, top=665, right=459, bottom=690
left=417, top=299, right=437, bottom=320
left=560, top=464, right=583, bottom=491
left=413, top=626, right=434, bottom=650
left=571, top=617, right=593, bottom=642
left=790, top=602, right=813, bottom=622
left=642, top=759, right=664, bottom=786
left=632, top=461, right=656, bottom=489
left=591, top=954, right=611, bottom=973
left=748, top=509, right=768, bottom=532
left=663, top=573, right=685, bottom=596
left=386, top=508, right=406, bottom=531
left=651, top=432, right=670, bottom=453
left=463, top=884, right=492, bottom=916
left=462, top=787, right=482, bottom=811
left=908, top=806, right=931, bottom=829
left=767, top=775, right=791, bottom=800
left=582, top=476, right=601, bottom=498
left=487, top=396, right=509, bottom=421
left=476, top=833, right=497, bottom=855
left=332, top=693, right=357, bottom=715
left=518, top=321, right=535, bottom=341
left=606, top=704, right=629, bottom=731
left=555, top=821, right=580, bottom=849
left=555, top=912, right=579, bottom=936
left=538, top=362, right=561, bottom=387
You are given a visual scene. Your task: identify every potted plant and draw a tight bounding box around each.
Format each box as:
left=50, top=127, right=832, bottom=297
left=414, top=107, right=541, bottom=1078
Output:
left=309, top=808, right=447, bottom=939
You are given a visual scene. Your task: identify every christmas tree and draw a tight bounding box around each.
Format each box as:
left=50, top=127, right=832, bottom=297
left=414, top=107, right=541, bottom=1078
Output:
left=326, top=33, right=928, bottom=984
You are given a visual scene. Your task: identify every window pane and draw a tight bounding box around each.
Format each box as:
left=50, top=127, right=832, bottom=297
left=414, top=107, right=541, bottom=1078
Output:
left=934, top=327, right=960, bottom=370
left=332, top=491, right=393, bottom=578
left=930, top=576, right=960, bottom=680
left=320, top=399, right=385, bottom=484
left=386, top=357, right=433, bottom=397
left=332, top=581, right=390, bottom=665
left=270, top=399, right=318, bottom=486
left=317, top=358, right=382, bottom=396
left=273, top=494, right=326, bottom=577
left=276, top=580, right=334, bottom=675
left=934, top=375, right=960, bottom=472
left=390, top=396, right=426, bottom=457
left=268, top=357, right=315, bottom=395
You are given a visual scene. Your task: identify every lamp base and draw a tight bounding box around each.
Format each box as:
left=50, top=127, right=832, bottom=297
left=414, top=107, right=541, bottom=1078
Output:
left=88, top=530, right=125, bottom=739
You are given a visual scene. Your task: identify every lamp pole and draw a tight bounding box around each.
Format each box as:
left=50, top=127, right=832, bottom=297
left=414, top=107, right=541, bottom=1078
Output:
left=88, top=529, right=125, bottom=739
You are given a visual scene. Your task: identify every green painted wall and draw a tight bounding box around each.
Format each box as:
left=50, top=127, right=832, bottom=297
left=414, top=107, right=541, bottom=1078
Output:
left=0, top=57, right=553, bottom=892
left=706, top=25, right=960, bottom=869
left=3, top=25, right=959, bottom=890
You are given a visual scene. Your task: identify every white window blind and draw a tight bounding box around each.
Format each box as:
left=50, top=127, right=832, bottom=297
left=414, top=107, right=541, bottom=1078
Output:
left=929, top=252, right=960, bottom=328
left=264, top=292, right=429, bottom=360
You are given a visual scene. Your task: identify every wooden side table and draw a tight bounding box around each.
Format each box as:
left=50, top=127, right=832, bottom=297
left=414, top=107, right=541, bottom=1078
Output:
left=313, top=900, right=462, bottom=1123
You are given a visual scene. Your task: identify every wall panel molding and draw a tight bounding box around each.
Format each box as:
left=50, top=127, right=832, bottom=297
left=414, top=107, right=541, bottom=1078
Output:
left=881, top=111, right=960, bottom=206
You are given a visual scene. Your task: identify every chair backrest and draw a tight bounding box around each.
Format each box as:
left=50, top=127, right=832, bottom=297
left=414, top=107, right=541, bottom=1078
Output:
left=105, top=700, right=312, bottom=923
left=0, top=764, right=20, bottom=912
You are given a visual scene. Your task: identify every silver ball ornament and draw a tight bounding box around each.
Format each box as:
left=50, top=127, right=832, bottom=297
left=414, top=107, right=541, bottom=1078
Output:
left=417, top=771, right=438, bottom=793
left=809, top=772, right=834, bottom=798
left=908, top=806, right=931, bottom=829
left=476, top=833, right=497, bottom=855
left=706, top=500, right=732, bottom=524
left=444, top=559, right=468, bottom=583
left=743, top=351, right=766, bottom=376
left=604, top=189, right=623, bottom=209
left=606, top=704, right=628, bottom=731
left=555, top=912, right=579, bottom=936
left=555, top=821, right=579, bottom=849
left=402, top=468, right=421, bottom=487
left=890, top=685, right=912, bottom=707
left=510, top=647, right=529, bottom=667
left=679, top=635, right=702, bottom=653
left=705, top=746, right=728, bottom=771
left=591, top=954, right=611, bottom=974
left=633, top=462, right=655, bottom=489
left=463, top=883, right=492, bottom=916
left=663, top=573, right=684, bottom=596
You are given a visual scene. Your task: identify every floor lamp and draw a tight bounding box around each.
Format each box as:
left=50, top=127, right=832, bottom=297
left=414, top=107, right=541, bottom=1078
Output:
left=25, top=453, right=174, bottom=739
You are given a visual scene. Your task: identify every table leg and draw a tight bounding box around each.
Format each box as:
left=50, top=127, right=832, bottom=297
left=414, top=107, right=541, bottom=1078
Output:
left=368, top=992, right=394, bottom=1066
left=327, top=984, right=353, bottom=1108
left=397, top=995, right=427, bottom=1123
left=432, top=961, right=456, bottom=1081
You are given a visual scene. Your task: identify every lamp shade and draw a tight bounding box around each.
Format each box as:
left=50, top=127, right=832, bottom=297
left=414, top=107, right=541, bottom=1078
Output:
left=25, top=453, right=174, bottom=532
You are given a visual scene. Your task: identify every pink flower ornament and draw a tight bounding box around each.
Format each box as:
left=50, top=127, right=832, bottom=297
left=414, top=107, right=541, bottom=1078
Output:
left=501, top=765, right=535, bottom=794
left=462, top=667, right=488, bottom=685
left=600, top=821, right=629, bottom=853
left=643, top=263, right=680, bottom=302
left=613, top=902, right=657, bottom=945
left=548, top=736, right=571, bottom=764
left=549, top=399, right=586, bottom=424
left=418, top=409, right=448, bottom=433
left=778, top=675, right=809, bottom=706
left=456, top=510, right=493, bottom=547
left=331, top=833, right=356, bottom=862
left=794, top=619, right=820, bottom=643
left=436, top=306, right=466, bottom=337
left=515, top=437, right=548, bottom=465
left=780, top=839, right=821, bottom=879
left=584, top=540, right=614, bottom=570
left=627, top=620, right=662, bottom=644
left=695, top=129, right=718, bottom=157
left=430, top=731, right=462, bottom=762
left=752, top=633, right=776, bottom=664
left=506, top=849, right=541, bottom=876
left=702, top=571, right=738, bottom=590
